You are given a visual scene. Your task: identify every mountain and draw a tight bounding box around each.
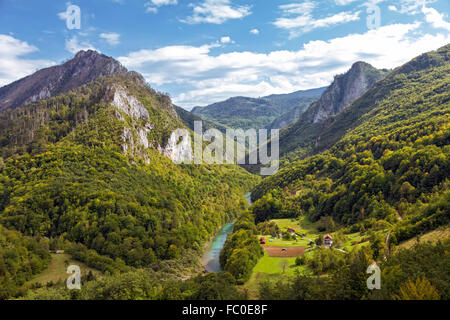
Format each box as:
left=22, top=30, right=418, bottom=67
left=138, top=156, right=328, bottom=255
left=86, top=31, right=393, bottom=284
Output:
left=276, top=61, right=389, bottom=161
left=0, top=51, right=259, bottom=297
left=251, top=44, right=449, bottom=237
left=0, top=70, right=185, bottom=162
left=303, top=62, right=389, bottom=124
left=191, top=87, right=325, bottom=131
left=174, top=105, right=227, bottom=133
left=0, top=50, right=128, bottom=112
left=265, top=87, right=327, bottom=130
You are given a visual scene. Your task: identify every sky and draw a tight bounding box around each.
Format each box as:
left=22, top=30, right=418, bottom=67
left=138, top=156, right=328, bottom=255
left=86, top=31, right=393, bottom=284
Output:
left=0, top=0, right=449, bottom=109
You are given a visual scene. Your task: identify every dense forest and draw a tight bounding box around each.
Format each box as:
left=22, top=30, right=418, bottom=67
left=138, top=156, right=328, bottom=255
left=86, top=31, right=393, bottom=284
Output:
left=0, top=225, right=51, bottom=299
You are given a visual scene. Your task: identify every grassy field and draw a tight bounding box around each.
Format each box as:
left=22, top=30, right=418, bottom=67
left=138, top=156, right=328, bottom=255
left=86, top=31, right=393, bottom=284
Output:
left=272, top=216, right=319, bottom=236
left=259, top=216, right=321, bottom=247
left=253, top=252, right=311, bottom=275
left=259, top=236, right=311, bottom=247
left=28, top=253, right=100, bottom=285
left=398, top=226, right=450, bottom=250
left=260, top=216, right=378, bottom=250
left=244, top=216, right=317, bottom=299
left=243, top=251, right=313, bottom=299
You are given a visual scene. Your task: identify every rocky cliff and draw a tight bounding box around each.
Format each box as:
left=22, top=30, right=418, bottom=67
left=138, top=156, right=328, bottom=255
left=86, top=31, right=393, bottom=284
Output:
left=303, top=61, right=388, bottom=124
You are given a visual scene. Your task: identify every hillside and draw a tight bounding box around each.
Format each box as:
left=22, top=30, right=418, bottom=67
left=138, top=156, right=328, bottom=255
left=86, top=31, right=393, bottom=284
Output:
left=251, top=44, right=449, bottom=241
left=0, top=50, right=128, bottom=112
left=0, top=225, right=50, bottom=299
left=191, top=87, right=325, bottom=130
left=174, top=105, right=227, bottom=133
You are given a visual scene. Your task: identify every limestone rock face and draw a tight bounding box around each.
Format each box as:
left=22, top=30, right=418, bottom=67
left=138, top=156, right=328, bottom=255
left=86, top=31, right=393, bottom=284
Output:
left=112, top=85, right=149, bottom=120
left=305, top=62, right=387, bottom=124
left=160, top=130, right=193, bottom=164
left=112, top=85, right=192, bottom=164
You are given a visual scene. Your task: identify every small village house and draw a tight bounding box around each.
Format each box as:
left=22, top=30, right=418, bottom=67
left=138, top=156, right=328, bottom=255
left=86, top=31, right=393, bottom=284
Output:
left=287, top=228, right=296, bottom=236
left=323, top=234, right=333, bottom=248
left=260, top=237, right=266, bottom=244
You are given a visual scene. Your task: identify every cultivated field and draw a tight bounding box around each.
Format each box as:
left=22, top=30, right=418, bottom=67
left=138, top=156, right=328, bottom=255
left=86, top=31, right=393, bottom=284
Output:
left=398, top=226, right=450, bottom=249
left=264, top=245, right=305, bottom=257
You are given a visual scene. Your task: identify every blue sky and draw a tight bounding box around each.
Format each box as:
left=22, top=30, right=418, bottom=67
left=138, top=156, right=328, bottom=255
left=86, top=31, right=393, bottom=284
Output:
left=0, top=0, right=449, bottom=109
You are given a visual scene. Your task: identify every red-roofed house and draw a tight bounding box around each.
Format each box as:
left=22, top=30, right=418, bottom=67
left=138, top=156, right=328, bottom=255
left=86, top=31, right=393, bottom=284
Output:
left=323, top=234, right=333, bottom=248
left=287, top=228, right=296, bottom=235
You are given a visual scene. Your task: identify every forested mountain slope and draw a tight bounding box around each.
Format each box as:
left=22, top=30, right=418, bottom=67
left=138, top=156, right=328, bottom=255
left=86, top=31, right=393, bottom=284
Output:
left=0, top=70, right=190, bottom=163
left=0, top=225, right=50, bottom=299
left=251, top=44, right=449, bottom=242
left=191, top=87, right=325, bottom=130
left=174, top=105, right=227, bottom=132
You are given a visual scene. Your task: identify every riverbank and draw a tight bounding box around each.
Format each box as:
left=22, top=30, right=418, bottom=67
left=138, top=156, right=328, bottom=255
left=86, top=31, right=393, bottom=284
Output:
left=201, top=222, right=235, bottom=273
left=200, top=192, right=253, bottom=273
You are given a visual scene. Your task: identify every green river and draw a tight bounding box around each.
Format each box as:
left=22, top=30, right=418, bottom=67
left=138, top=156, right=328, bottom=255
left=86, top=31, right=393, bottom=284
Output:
left=201, top=193, right=252, bottom=273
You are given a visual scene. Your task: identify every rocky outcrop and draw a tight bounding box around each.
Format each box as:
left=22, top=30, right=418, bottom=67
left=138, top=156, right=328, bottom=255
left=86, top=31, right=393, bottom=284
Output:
left=273, top=61, right=389, bottom=162
left=304, top=62, right=388, bottom=124
left=159, top=130, right=193, bottom=164
left=112, top=85, right=149, bottom=120
left=111, top=85, right=192, bottom=164
left=0, top=50, right=128, bottom=112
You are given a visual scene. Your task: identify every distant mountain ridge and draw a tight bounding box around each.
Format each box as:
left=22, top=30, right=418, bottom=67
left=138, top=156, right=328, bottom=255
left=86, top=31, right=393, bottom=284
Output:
left=0, top=50, right=128, bottom=112
left=191, top=87, right=325, bottom=130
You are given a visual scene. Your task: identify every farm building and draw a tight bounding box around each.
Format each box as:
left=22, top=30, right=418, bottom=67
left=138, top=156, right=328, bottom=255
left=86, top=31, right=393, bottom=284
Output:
left=260, top=237, right=266, bottom=244
left=287, top=228, right=296, bottom=235
left=323, top=234, right=333, bottom=248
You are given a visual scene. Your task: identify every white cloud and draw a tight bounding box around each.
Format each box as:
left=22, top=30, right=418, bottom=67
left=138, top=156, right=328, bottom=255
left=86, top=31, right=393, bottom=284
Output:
left=100, top=32, right=121, bottom=46
left=335, top=0, right=359, bottom=5
left=181, top=0, right=251, bottom=24
left=146, top=7, right=158, bottom=13
left=422, top=5, right=450, bottom=31
left=65, top=36, right=97, bottom=54
left=150, top=0, right=177, bottom=5
left=274, top=1, right=361, bottom=38
left=118, top=23, right=450, bottom=108
left=145, top=0, right=177, bottom=13
left=388, top=5, right=398, bottom=12
left=220, top=36, right=231, bottom=44
left=250, top=28, right=260, bottom=35
left=395, top=0, right=437, bottom=15
left=0, top=34, right=55, bottom=86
